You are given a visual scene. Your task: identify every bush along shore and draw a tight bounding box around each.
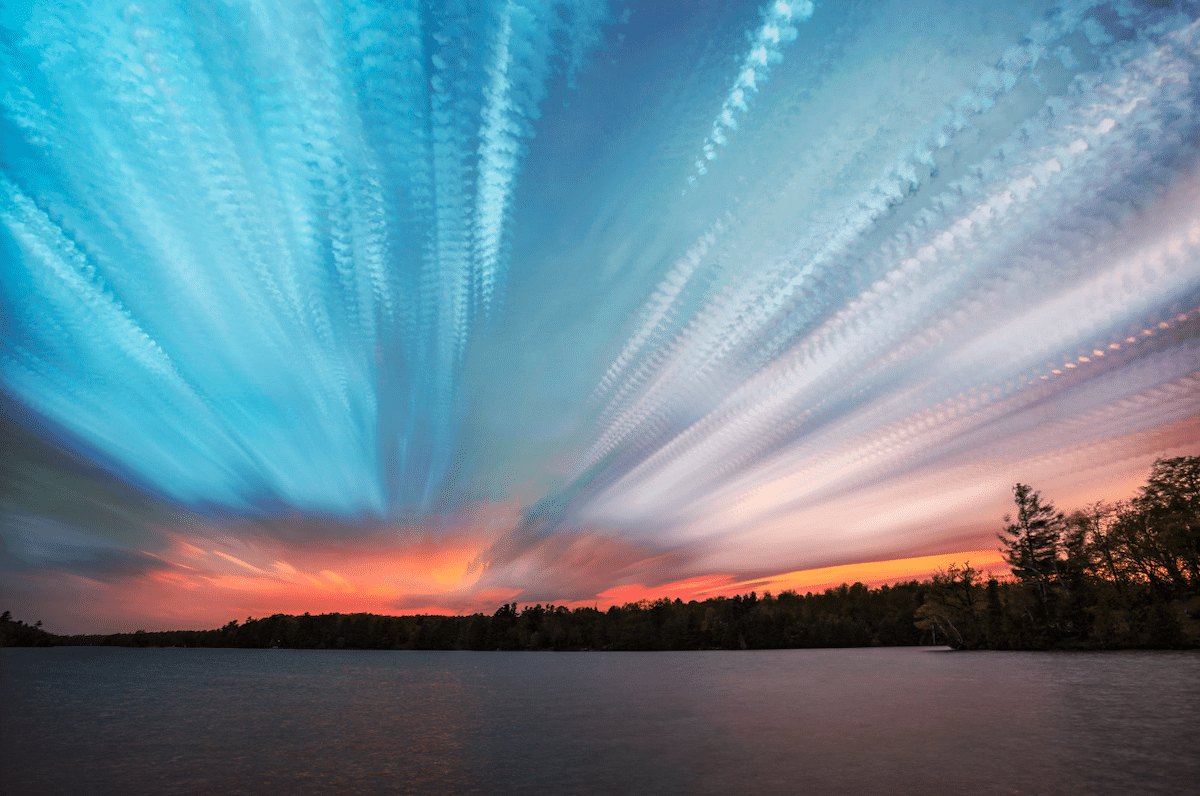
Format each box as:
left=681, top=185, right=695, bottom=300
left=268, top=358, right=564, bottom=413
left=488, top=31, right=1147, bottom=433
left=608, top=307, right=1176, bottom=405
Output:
left=4, top=456, right=1197, bottom=652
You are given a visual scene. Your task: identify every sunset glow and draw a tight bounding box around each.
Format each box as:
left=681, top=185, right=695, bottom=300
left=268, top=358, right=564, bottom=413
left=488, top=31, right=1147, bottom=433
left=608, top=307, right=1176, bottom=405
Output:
left=591, top=550, right=1010, bottom=607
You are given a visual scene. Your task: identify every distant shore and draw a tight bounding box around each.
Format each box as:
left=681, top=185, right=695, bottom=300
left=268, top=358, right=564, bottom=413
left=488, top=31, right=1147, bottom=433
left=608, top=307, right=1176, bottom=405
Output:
left=4, top=580, right=1196, bottom=652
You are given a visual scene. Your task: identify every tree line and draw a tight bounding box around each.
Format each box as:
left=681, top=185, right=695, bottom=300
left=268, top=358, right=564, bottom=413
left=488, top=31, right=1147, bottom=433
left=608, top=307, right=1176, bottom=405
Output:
left=1, top=582, right=935, bottom=651
left=4, top=456, right=1196, bottom=651
left=918, top=455, right=1199, bottom=650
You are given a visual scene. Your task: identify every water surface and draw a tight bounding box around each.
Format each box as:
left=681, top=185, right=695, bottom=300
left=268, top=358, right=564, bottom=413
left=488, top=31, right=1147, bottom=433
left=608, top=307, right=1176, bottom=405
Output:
left=2, top=647, right=1196, bottom=795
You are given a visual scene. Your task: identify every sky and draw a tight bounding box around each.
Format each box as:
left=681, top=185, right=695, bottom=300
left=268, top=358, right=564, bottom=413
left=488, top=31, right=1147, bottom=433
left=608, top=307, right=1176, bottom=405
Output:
left=2, top=0, right=1199, bottom=634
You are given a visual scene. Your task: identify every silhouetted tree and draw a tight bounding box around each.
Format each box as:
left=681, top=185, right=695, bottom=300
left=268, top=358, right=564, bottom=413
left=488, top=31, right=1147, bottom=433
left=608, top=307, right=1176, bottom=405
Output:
left=1000, top=484, right=1065, bottom=599
left=914, top=564, right=986, bottom=648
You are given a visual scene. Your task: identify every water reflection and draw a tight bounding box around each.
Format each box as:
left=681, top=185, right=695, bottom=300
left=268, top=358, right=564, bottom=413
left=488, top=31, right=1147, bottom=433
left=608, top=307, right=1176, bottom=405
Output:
left=2, top=647, right=1197, bottom=795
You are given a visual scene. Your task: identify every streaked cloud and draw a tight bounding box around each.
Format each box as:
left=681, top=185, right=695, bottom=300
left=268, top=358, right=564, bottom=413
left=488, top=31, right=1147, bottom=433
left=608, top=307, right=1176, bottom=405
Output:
left=3, top=0, right=1199, bottom=631
left=688, top=0, right=813, bottom=188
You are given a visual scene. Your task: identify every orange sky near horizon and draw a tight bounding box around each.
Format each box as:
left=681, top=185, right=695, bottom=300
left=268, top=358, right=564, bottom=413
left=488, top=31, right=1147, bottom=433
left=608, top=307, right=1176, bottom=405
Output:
left=586, top=549, right=1010, bottom=607
left=8, top=543, right=1012, bottom=635
left=5, top=425, right=1188, bottom=636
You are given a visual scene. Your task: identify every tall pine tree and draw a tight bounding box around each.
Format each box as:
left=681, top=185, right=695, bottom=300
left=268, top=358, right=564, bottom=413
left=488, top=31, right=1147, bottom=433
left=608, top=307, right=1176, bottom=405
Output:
left=999, top=483, right=1064, bottom=604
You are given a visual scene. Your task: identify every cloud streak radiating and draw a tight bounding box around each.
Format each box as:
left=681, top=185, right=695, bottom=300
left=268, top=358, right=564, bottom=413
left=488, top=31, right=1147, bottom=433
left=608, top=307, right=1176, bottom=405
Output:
left=560, top=2, right=1200, bottom=560
left=2, top=0, right=608, bottom=517
left=688, top=0, right=813, bottom=188
left=3, top=0, right=1200, bottom=630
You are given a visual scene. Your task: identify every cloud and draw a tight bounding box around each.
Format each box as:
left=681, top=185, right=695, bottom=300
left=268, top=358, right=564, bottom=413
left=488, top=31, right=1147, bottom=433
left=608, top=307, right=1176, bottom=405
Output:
left=3, top=0, right=1200, bottom=633
left=1, top=0, right=610, bottom=517
left=687, top=0, right=813, bottom=187
left=562, top=2, right=1200, bottom=548
left=0, top=511, right=173, bottom=582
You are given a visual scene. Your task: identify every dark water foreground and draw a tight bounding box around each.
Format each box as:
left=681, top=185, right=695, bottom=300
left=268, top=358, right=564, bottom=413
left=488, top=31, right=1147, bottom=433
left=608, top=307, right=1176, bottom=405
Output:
left=2, top=647, right=1196, bottom=795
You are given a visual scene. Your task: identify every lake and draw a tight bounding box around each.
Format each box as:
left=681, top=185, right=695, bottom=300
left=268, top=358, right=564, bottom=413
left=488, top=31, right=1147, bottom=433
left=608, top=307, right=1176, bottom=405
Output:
left=2, top=646, right=1197, bottom=795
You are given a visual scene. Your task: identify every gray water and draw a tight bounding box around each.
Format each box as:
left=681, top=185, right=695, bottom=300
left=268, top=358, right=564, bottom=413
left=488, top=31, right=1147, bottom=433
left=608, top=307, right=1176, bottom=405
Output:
left=1, top=646, right=1197, bottom=795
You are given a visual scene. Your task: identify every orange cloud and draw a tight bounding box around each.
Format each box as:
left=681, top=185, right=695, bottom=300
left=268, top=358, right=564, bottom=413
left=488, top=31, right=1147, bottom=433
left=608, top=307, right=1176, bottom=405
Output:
left=211, top=550, right=268, bottom=575
left=22, top=543, right=1008, bottom=634
left=35, top=501, right=523, bottom=628
left=18, top=432, right=1186, bottom=635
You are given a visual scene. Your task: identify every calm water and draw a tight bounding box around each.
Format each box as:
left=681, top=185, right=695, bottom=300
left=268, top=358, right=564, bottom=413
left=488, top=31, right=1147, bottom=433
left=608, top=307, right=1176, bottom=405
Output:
left=1, top=646, right=1197, bottom=795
